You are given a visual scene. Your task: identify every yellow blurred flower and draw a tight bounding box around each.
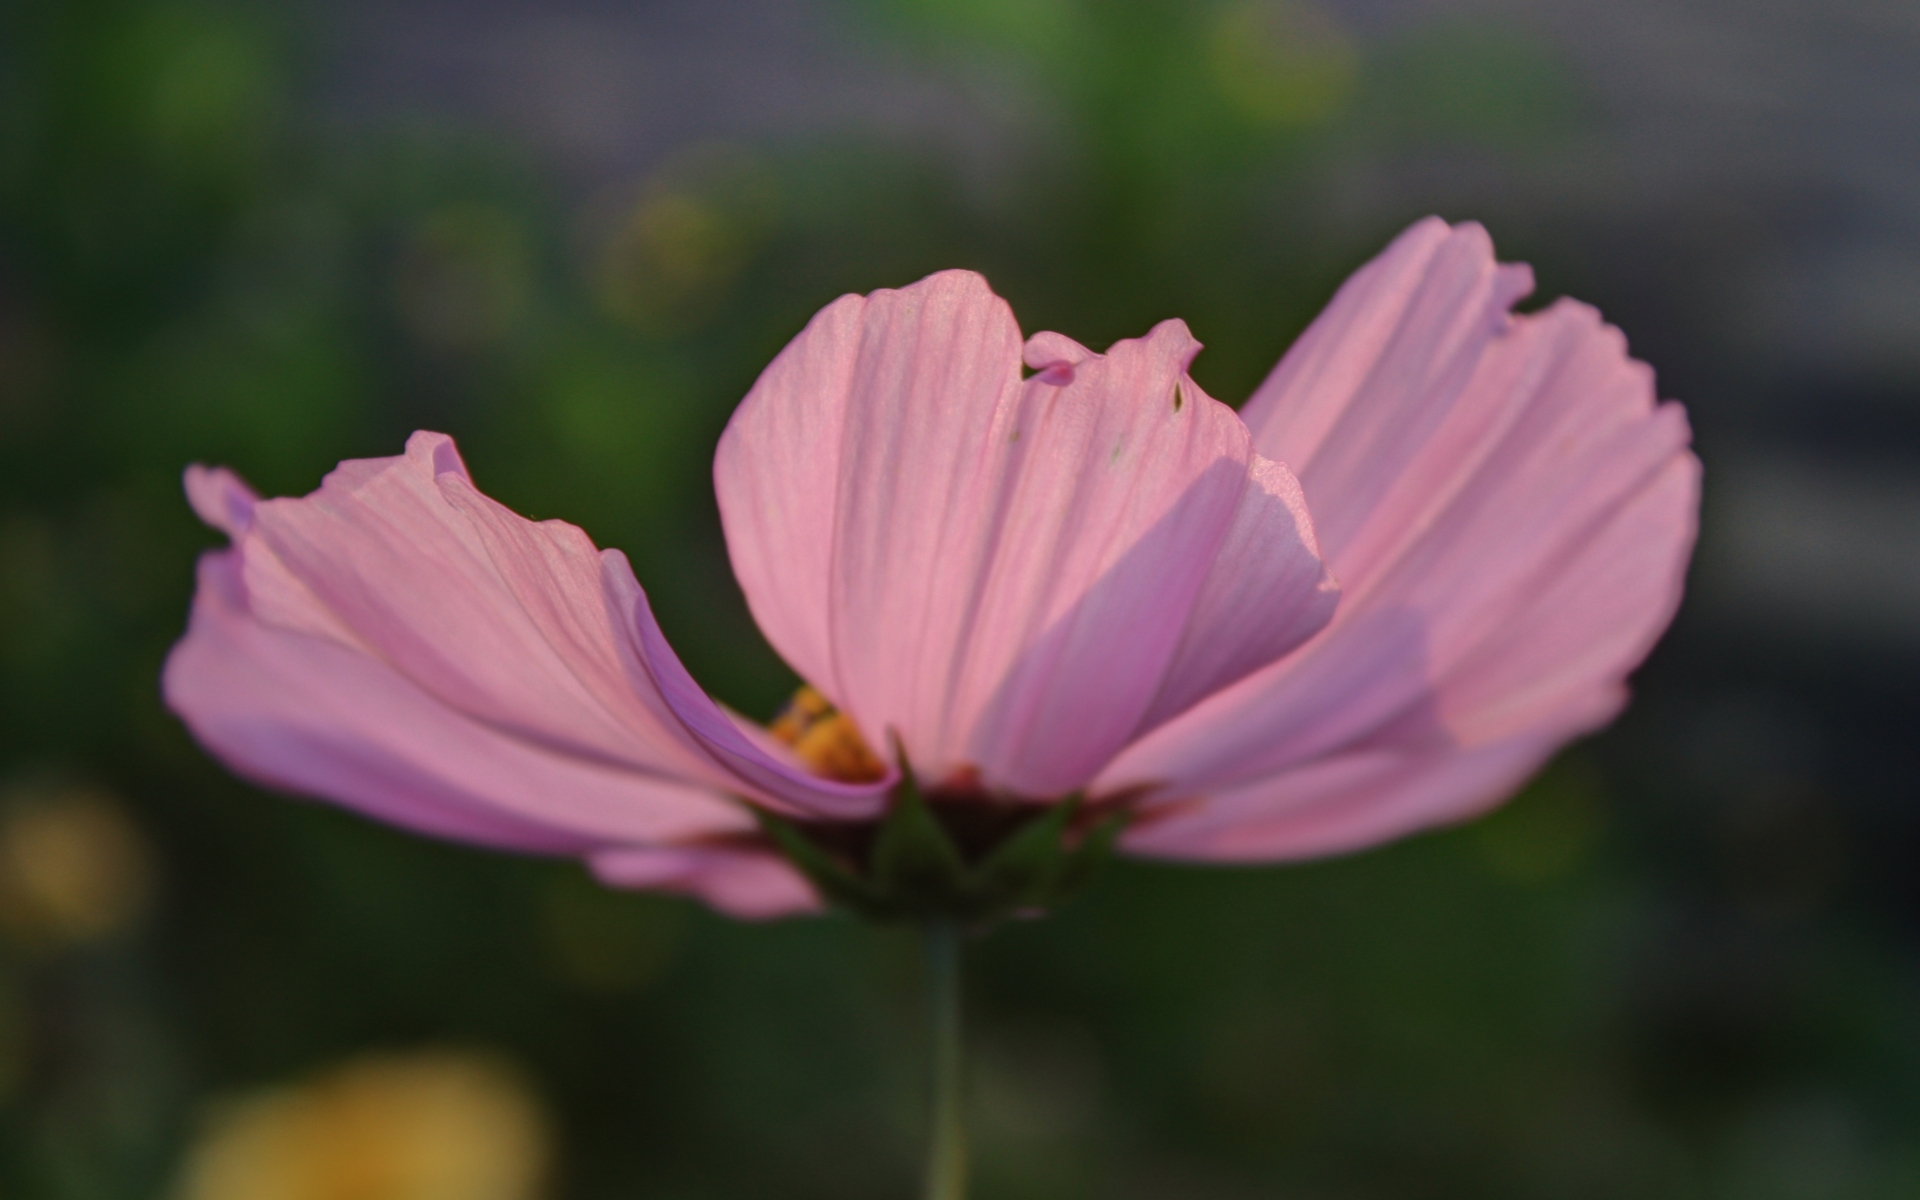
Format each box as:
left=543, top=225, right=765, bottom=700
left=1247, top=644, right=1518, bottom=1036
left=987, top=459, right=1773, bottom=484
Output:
left=172, top=1051, right=550, bottom=1200
left=0, top=782, right=153, bottom=947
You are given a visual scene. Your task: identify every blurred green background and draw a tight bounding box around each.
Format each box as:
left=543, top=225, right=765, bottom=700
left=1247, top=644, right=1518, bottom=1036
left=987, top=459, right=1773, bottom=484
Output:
left=3, top=0, right=1919, bottom=1196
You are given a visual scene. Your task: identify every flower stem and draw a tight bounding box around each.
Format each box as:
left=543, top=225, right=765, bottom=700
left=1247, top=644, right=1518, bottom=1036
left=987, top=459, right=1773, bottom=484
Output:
left=923, top=920, right=967, bottom=1200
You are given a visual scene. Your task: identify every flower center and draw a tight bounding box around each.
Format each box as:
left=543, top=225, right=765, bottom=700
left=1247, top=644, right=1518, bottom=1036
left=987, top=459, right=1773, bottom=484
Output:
left=767, top=686, right=887, bottom=783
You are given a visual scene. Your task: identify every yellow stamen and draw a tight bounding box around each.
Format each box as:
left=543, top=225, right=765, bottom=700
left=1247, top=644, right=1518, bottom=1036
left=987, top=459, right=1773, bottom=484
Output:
left=768, top=686, right=886, bottom=783
left=767, top=685, right=833, bottom=745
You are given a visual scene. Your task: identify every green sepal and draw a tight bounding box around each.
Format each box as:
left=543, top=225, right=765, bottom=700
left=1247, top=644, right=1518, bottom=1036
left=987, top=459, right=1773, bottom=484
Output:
left=968, top=793, right=1082, bottom=910
left=756, top=742, right=1132, bottom=926
left=753, top=807, right=886, bottom=916
left=869, top=770, right=971, bottom=919
left=1053, top=807, right=1129, bottom=899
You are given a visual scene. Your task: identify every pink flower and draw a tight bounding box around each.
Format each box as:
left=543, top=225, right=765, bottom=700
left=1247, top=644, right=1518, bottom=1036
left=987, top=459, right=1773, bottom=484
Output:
left=164, top=219, right=1698, bottom=920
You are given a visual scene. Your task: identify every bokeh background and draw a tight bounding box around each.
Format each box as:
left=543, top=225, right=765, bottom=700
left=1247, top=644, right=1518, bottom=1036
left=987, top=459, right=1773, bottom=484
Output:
left=3, top=0, right=1918, bottom=1196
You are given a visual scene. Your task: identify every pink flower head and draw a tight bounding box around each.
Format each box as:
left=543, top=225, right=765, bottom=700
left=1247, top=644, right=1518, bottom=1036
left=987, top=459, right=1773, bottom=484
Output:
left=164, top=219, right=1698, bottom=920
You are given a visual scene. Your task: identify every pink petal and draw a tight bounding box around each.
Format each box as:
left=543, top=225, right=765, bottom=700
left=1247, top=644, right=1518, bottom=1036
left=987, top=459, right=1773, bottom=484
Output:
left=1122, top=733, right=1569, bottom=862
left=720, top=271, right=1334, bottom=797
left=184, top=464, right=259, bottom=537
left=443, top=469, right=893, bottom=818
left=713, top=294, right=866, bottom=700
left=1101, top=222, right=1699, bottom=856
left=164, top=551, right=755, bottom=854
left=588, top=845, right=822, bottom=920
left=1135, top=453, right=1340, bottom=733
left=1021, top=331, right=1094, bottom=384
left=602, top=560, right=897, bottom=815
left=1240, top=218, right=1535, bottom=562
left=237, top=432, right=884, bottom=820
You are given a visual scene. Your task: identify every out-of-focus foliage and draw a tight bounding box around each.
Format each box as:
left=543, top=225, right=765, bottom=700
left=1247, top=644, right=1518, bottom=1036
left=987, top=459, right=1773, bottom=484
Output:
left=2, top=1, right=1917, bottom=1198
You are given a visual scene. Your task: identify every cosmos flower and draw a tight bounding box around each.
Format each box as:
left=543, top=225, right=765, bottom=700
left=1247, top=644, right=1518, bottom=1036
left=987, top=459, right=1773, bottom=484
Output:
left=164, top=218, right=1697, bottom=919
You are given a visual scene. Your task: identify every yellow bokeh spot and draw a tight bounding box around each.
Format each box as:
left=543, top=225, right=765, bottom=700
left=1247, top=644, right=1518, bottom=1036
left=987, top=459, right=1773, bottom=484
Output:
left=593, top=143, right=779, bottom=335
left=171, top=1051, right=549, bottom=1200
left=1208, top=0, right=1357, bottom=127
left=0, top=784, right=152, bottom=947
left=769, top=686, right=887, bottom=784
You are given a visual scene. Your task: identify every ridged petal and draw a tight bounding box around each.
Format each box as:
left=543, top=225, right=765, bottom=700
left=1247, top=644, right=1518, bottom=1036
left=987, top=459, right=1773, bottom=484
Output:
left=237, top=432, right=886, bottom=820
left=184, top=464, right=258, bottom=537
left=719, top=271, right=1334, bottom=797
left=164, top=551, right=753, bottom=854
left=1136, top=454, right=1339, bottom=733
left=1104, top=221, right=1699, bottom=857
left=713, top=294, right=865, bottom=699
left=1240, top=218, right=1535, bottom=562
left=1123, top=734, right=1569, bottom=862
left=588, top=845, right=822, bottom=920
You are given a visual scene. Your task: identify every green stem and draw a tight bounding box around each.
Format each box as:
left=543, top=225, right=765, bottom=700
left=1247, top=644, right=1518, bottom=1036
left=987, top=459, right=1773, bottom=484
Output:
left=923, top=921, right=967, bottom=1200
